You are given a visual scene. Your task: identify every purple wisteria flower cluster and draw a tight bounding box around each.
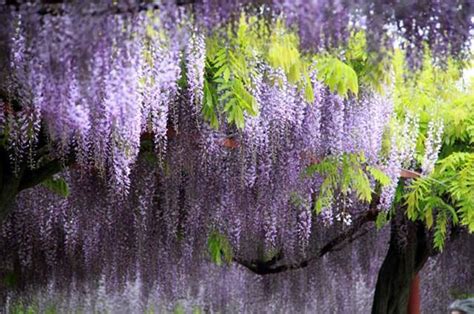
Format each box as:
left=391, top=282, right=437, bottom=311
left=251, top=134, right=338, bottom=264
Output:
left=2, top=5, right=183, bottom=193
left=1, top=48, right=398, bottom=270
left=1, top=170, right=472, bottom=312
left=1, top=4, right=400, bottom=265
left=422, top=118, right=444, bottom=175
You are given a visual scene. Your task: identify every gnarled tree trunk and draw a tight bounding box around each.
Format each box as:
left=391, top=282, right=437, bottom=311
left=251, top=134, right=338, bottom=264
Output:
left=371, top=208, right=431, bottom=314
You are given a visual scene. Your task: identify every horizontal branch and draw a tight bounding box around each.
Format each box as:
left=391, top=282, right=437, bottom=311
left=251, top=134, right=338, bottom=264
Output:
left=18, top=158, right=66, bottom=191
left=318, top=209, right=378, bottom=257
left=234, top=209, right=379, bottom=275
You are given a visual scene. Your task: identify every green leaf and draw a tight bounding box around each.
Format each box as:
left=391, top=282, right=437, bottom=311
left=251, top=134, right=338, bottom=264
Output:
left=353, top=169, right=372, bottom=202
left=303, top=74, right=315, bottom=103
left=405, top=177, right=431, bottom=220
left=424, top=205, right=433, bottom=229
left=223, top=67, right=231, bottom=82
left=41, top=177, right=69, bottom=198
left=315, top=56, right=359, bottom=98
left=205, top=40, right=258, bottom=129
left=207, top=231, right=233, bottom=266
left=434, top=210, right=447, bottom=251
left=367, top=166, right=391, bottom=186
left=306, top=152, right=379, bottom=216
left=375, top=212, right=388, bottom=230
left=203, top=78, right=219, bottom=129
left=313, top=191, right=332, bottom=214
left=232, top=105, right=245, bottom=130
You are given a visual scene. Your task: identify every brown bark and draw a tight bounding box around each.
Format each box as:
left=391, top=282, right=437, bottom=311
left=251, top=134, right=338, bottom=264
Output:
left=371, top=208, right=431, bottom=314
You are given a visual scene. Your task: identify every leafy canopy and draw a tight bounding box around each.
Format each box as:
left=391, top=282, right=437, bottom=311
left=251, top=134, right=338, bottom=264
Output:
left=396, top=53, right=474, bottom=250
left=200, top=15, right=380, bottom=129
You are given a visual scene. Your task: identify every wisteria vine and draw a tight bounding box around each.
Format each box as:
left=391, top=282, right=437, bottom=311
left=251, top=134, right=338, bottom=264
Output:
left=0, top=1, right=472, bottom=313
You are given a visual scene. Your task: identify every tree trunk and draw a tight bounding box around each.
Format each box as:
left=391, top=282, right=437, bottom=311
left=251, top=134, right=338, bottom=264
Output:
left=371, top=209, right=430, bottom=314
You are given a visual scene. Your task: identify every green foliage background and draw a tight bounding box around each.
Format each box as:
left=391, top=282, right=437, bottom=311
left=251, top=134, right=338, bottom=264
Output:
left=394, top=54, right=474, bottom=250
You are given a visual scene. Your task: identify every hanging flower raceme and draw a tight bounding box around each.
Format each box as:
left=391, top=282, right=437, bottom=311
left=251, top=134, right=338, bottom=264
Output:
left=2, top=5, right=185, bottom=193
left=141, top=12, right=182, bottom=156
left=186, top=31, right=206, bottom=109
left=1, top=0, right=470, bottom=195
left=377, top=111, right=421, bottom=212
left=422, top=118, right=444, bottom=175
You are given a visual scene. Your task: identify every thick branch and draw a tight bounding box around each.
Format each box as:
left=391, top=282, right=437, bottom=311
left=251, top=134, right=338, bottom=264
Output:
left=234, top=191, right=381, bottom=275
left=0, top=155, right=71, bottom=223
left=18, top=158, right=68, bottom=191
left=233, top=167, right=421, bottom=275
left=318, top=210, right=378, bottom=257
left=234, top=209, right=379, bottom=275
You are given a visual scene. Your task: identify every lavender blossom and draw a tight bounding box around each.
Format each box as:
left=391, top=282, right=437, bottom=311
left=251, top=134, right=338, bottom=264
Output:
left=422, top=118, right=444, bottom=175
